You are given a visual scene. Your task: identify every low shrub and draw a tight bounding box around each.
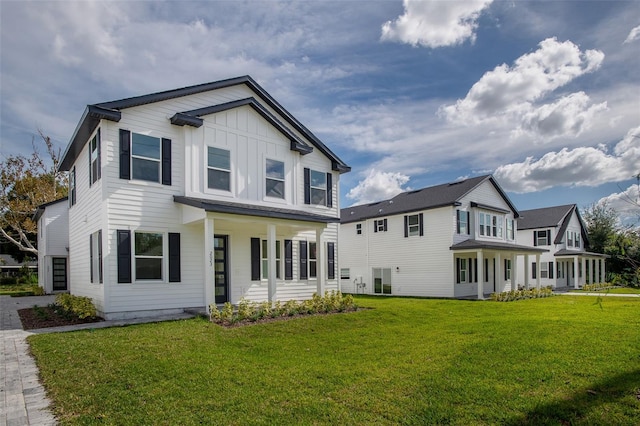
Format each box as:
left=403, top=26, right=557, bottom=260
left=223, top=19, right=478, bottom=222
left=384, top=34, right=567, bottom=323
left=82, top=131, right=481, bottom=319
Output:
left=208, top=291, right=358, bottom=325
left=582, top=282, right=617, bottom=292
left=55, top=294, right=97, bottom=319
left=490, top=286, right=555, bottom=302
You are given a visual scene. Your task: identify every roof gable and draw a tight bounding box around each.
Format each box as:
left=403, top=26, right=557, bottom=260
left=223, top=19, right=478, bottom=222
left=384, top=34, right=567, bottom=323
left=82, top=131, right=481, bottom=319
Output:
left=341, top=175, right=518, bottom=223
left=59, top=76, right=349, bottom=173
left=517, top=205, right=575, bottom=230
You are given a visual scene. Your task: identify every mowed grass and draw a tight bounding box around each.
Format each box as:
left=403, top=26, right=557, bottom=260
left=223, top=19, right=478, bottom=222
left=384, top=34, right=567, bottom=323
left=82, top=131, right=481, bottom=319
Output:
left=28, top=296, right=640, bottom=425
left=571, top=287, right=640, bottom=294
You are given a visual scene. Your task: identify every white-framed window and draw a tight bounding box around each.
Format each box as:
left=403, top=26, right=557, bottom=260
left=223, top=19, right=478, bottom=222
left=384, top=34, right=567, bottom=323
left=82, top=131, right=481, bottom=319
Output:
left=375, top=219, right=387, bottom=232
left=496, top=216, right=504, bottom=238
left=507, top=219, right=514, bottom=240
left=536, top=229, right=550, bottom=246
left=567, top=231, right=574, bottom=247
left=309, top=241, right=317, bottom=278
left=407, top=214, right=421, bottom=236
left=90, top=230, right=102, bottom=284
left=373, top=268, right=392, bottom=294
left=310, top=170, right=327, bottom=205
left=132, top=133, right=161, bottom=183
left=261, top=240, right=282, bottom=280
left=479, top=213, right=498, bottom=237
left=575, top=232, right=580, bottom=248
left=504, top=259, right=511, bottom=280
left=89, top=131, right=100, bottom=186
left=457, top=258, right=468, bottom=283
left=340, top=268, right=350, bottom=280
left=356, top=223, right=362, bottom=235
left=265, top=159, right=285, bottom=199
left=134, top=231, right=164, bottom=280
left=207, top=146, right=231, bottom=191
left=69, top=167, right=76, bottom=206
left=457, top=210, right=468, bottom=235
left=540, top=262, right=548, bottom=278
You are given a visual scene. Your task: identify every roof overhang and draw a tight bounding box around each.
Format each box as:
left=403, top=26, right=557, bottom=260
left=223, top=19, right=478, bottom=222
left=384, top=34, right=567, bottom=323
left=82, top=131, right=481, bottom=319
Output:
left=450, top=239, right=548, bottom=253
left=174, top=196, right=340, bottom=224
left=470, top=202, right=511, bottom=214
left=33, top=197, right=69, bottom=222
left=554, top=249, right=609, bottom=258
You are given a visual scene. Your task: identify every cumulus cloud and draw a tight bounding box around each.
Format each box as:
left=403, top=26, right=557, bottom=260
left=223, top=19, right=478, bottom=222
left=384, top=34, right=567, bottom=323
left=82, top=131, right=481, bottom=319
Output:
left=597, top=184, right=640, bottom=227
left=381, top=0, right=493, bottom=48
left=623, top=25, right=640, bottom=44
left=346, top=169, right=411, bottom=206
left=494, top=125, right=640, bottom=193
left=440, top=37, right=605, bottom=140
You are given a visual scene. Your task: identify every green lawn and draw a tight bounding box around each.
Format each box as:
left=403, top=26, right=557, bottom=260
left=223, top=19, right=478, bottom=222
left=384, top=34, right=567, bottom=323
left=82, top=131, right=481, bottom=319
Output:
left=0, top=283, right=42, bottom=296
left=28, top=296, right=640, bottom=425
left=570, top=287, right=640, bottom=294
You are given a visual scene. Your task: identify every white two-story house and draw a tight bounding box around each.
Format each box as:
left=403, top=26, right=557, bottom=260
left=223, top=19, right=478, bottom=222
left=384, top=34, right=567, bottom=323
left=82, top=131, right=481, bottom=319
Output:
left=34, top=197, right=69, bottom=293
left=58, top=76, right=350, bottom=319
left=339, top=175, right=547, bottom=299
left=516, top=204, right=607, bottom=288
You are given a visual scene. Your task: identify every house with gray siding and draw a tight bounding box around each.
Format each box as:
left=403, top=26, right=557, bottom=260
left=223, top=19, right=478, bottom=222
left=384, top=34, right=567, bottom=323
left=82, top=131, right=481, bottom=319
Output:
left=339, top=175, right=546, bottom=299
left=58, top=76, right=349, bottom=319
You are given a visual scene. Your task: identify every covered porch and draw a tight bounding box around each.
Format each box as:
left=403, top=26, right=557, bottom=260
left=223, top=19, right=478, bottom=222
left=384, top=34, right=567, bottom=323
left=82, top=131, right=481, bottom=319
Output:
left=554, top=250, right=609, bottom=289
left=450, top=240, right=548, bottom=299
left=174, top=196, right=340, bottom=308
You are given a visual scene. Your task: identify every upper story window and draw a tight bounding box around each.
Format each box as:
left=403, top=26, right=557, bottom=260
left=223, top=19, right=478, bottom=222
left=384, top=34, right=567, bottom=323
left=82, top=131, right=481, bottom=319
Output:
left=356, top=223, right=362, bottom=235
left=506, top=219, right=515, bottom=240
left=265, top=159, right=285, bottom=199
left=207, top=147, right=231, bottom=191
left=304, top=168, right=333, bottom=208
left=119, top=130, right=172, bottom=186
left=456, top=210, right=469, bottom=235
left=567, top=231, right=574, bottom=247
left=69, top=166, right=76, bottom=206
left=575, top=232, right=580, bottom=248
left=479, top=213, right=499, bottom=237
left=374, top=219, right=387, bottom=233
left=89, top=129, right=101, bottom=186
left=404, top=213, right=423, bottom=237
left=534, top=229, right=550, bottom=246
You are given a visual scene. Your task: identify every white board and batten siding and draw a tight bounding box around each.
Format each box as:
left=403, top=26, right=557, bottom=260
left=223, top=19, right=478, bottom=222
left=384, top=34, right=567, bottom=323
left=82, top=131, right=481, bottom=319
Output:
left=37, top=200, right=69, bottom=293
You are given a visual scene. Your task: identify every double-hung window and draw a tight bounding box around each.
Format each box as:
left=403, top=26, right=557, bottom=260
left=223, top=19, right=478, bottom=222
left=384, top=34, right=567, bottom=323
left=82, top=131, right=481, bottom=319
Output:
left=456, top=210, right=469, bottom=235
left=261, top=240, right=282, bottom=279
left=496, top=216, right=503, bottom=238
left=69, top=167, right=76, bottom=206
left=207, top=147, right=231, bottom=191
left=89, top=230, right=102, bottom=284
left=309, top=242, right=317, bottom=278
left=540, top=262, right=548, bottom=278
left=456, top=258, right=468, bottom=283
left=265, top=159, right=285, bottom=199
left=404, top=213, right=423, bottom=237
left=304, top=168, right=333, bottom=207
left=504, top=259, right=511, bottom=280
left=535, top=230, right=550, bottom=246
left=89, top=130, right=100, bottom=186
left=567, top=231, right=574, bottom=247
left=507, top=219, right=514, bottom=240
left=479, top=213, right=499, bottom=237
left=356, top=224, right=362, bottom=235
left=575, top=232, right=580, bottom=248
left=132, top=133, right=161, bottom=182
left=374, top=219, right=387, bottom=232
left=134, top=232, right=164, bottom=280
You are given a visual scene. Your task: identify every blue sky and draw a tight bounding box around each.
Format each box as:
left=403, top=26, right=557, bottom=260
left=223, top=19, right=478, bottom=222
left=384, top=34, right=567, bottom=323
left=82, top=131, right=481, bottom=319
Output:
left=1, top=1, right=639, bottom=223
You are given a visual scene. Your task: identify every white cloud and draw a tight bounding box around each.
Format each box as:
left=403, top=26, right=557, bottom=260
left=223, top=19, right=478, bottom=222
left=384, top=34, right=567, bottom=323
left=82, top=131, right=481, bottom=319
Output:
left=381, top=0, right=493, bottom=48
left=494, top=125, right=640, bottom=193
left=346, top=169, right=411, bottom=206
left=440, top=37, right=605, bottom=140
left=623, top=25, right=640, bottom=44
left=597, top=184, right=640, bottom=227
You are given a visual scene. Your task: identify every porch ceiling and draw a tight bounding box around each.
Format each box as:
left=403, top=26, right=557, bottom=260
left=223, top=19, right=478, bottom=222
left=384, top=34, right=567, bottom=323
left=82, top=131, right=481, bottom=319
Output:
left=554, top=249, right=609, bottom=258
left=174, top=195, right=340, bottom=224
left=450, top=239, right=548, bottom=254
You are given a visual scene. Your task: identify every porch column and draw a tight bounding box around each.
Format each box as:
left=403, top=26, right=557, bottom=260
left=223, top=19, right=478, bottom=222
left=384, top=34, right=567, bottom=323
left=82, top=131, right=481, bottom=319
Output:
left=595, top=258, right=601, bottom=283
left=573, top=256, right=579, bottom=289
left=524, top=254, right=530, bottom=289
left=495, top=252, right=502, bottom=293
left=316, top=227, right=325, bottom=295
left=600, top=258, right=606, bottom=283
left=535, top=254, right=541, bottom=289
left=511, top=253, right=518, bottom=291
left=267, top=224, right=277, bottom=304
left=204, top=217, right=215, bottom=309
left=581, top=257, right=587, bottom=286
left=477, top=250, right=484, bottom=299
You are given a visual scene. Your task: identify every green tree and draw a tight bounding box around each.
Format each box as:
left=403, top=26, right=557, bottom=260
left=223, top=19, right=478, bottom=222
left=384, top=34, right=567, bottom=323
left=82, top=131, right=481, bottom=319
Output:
left=582, top=202, right=618, bottom=254
left=0, top=131, right=67, bottom=255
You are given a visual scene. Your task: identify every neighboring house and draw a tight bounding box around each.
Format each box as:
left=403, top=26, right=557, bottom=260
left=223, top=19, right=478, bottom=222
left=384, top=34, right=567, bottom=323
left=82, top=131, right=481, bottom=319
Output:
left=58, top=76, right=350, bottom=320
left=339, top=175, right=547, bottom=299
left=516, top=204, right=607, bottom=288
left=0, top=254, right=37, bottom=278
left=34, top=197, right=69, bottom=293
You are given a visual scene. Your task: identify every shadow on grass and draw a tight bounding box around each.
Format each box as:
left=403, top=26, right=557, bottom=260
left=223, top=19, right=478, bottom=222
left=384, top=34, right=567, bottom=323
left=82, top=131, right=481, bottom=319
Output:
left=504, top=369, right=640, bottom=425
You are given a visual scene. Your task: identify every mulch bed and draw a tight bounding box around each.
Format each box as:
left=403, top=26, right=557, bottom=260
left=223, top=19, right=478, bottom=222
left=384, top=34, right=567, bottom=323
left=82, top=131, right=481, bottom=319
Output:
left=18, top=306, right=103, bottom=330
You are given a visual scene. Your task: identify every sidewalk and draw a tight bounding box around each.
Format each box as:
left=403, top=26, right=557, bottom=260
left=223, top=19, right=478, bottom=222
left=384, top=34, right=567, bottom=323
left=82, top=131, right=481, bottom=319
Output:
left=0, top=295, right=196, bottom=426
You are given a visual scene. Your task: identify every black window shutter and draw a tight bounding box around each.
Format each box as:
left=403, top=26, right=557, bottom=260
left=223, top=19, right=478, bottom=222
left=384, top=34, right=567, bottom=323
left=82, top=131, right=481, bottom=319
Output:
left=168, top=233, right=181, bottom=282
left=383, top=219, right=388, bottom=231
left=466, top=212, right=471, bottom=235
left=484, top=258, right=489, bottom=282
left=299, top=240, right=308, bottom=279
left=250, top=238, right=260, bottom=281
left=456, top=210, right=460, bottom=234
left=456, top=258, right=460, bottom=283
left=404, top=216, right=408, bottom=238
left=327, top=242, right=335, bottom=279
left=469, top=257, right=473, bottom=282
left=549, top=262, right=554, bottom=279
left=117, top=230, right=132, bottom=283
left=547, top=231, right=551, bottom=246
left=98, top=230, right=103, bottom=283
left=326, top=172, right=332, bottom=207
left=119, top=129, right=131, bottom=180
left=419, top=213, right=424, bottom=236
left=533, top=231, right=538, bottom=246
left=474, top=258, right=478, bottom=282
left=162, top=138, right=171, bottom=186
left=374, top=221, right=378, bottom=233
left=97, top=128, right=101, bottom=180
left=284, top=239, right=293, bottom=280
left=532, top=262, right=537, bottom=279
left=89, top=233, right=94, bottom=283
left=504, top=259, right=508, bottom=280
left=303, top=168, right=310, bottom=204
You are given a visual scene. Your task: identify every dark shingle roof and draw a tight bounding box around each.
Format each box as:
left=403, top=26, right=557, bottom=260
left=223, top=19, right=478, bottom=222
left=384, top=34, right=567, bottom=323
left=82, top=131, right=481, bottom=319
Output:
left=341, top=175, right=518, bottom=223
left=450, top=239, right=548, bottom=253
left=517, top=205, right=574, bottom=230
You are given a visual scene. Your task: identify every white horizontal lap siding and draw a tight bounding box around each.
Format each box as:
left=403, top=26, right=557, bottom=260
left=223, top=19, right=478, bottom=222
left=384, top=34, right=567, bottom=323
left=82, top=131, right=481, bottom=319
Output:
left=67, top=133, right=106, bottom=311
left=338, top=222, right=368, bottom=294
left=43, top=203, right=69, bottom=256
left=300, top=150, right=338, bottom=217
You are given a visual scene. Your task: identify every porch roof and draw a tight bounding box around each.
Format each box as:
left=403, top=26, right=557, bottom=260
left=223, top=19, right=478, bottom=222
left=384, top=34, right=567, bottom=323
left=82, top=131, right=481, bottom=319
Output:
left=174, top=196, right=340, bottom=224
left=554, top=249, right=609, bottom=258
left=450, top=239, right=548, bottom=253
